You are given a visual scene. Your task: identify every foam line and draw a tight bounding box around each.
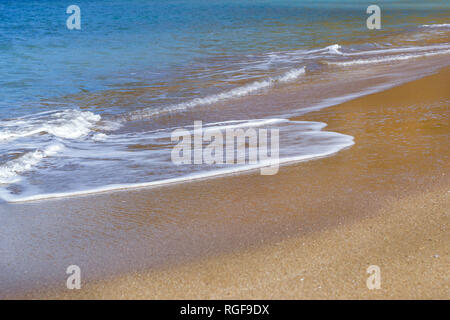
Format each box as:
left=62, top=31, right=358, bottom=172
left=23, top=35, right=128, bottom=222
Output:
left=326, top=49, right=450, bottom=66
left=2, top=136, right=353, bottom=203
left=127, top=67, right=306, bottom=120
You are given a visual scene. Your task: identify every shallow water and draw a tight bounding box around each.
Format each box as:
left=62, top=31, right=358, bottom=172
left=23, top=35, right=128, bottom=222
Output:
left=0, top=0, right=449, bottom=201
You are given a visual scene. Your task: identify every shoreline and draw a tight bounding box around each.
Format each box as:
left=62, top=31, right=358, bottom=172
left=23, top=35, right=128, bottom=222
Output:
left=3, top=66, right=449, bottom=299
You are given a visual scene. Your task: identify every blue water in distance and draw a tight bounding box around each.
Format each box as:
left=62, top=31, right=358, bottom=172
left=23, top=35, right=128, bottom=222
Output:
left=1, top=0, right=448, bottom=119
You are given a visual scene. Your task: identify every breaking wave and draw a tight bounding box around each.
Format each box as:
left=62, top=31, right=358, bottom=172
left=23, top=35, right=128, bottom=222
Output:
left=127, top=67, right=306, bottom=120
left=0, top=110, right=102, bottom=142
left=326, top=49, right=450, bottom=66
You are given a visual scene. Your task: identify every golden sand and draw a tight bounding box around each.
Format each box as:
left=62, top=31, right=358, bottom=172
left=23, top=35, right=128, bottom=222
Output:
left=44, top=187, right=449, bottom=299
left=13, top=67, right=450, bottom=300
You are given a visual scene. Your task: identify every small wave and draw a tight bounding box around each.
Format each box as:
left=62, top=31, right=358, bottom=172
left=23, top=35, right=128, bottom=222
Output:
left=421, top=24, right=450, bottom=28
left=202, top=118, right=289, bottom=132
left=278, top=67, right=307, bottom=82
left=325, top=44, right=343, bottom=55
left=0, top=110, right=101, bottom=142
left=338, top=44, right=450, bottom=57
left=292, top=44, right=342, bottom=55
left=326, top=49, right=450, bottom=66
left=0, top=144, right=63, bottom=184
left=127, top=67, right=306, bottom=120
left=0, top=119, right=353, bottom=202
left=3, top=141, right=354, bottom=203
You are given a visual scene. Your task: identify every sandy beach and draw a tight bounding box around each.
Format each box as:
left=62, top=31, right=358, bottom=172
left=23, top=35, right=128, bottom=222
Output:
left=5, top=66, right=448, bottom=300
left=2, top=1, right=450, bottom=304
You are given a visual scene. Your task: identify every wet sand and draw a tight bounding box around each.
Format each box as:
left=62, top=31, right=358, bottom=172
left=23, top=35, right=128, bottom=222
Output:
left=4, top=67, right=449, bottom=299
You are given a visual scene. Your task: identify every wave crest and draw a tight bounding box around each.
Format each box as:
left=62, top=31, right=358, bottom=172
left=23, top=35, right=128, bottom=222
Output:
left=0, top=110, right=101, bottom=142
left=128, top=67, right=306, bottom=120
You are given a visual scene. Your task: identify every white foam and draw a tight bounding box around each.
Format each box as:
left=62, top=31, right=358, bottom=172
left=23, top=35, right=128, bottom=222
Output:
left=128, top=67, right=306, bottom=120
left=0, top=110, right=101, bottom=142
left=202, top=118, right=289, bottom=132
left=289, top=44, right=342, bottom=55
left=2, top=122, right=354, bottom=203
left=200, top=119, right=328, bottom=135
left=327, top=49, right=450, bottom=66
left=0, top=144, right=63, bottom=184
left=46, top=110, right=101, bottom=139
left=278, top=67, right=307, bottom=82
left=92, top=133, right=108, bottom=141
left=326, top=44, right=343, bottom=55
left=339, top=44, right=450, bottom=56
left=421, top=24, right=450, bottom=28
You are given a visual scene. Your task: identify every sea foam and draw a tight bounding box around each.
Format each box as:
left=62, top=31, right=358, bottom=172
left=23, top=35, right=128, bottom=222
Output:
left=421, top=24, right=450, bottom=28
left=0, top=144, right=64, bottom=184
left=128, top=67, right=306, bottom=120
left=326, top=49, right=450, bottom=66
left=0, top=110, right=101, bottom=142
left=0, top=118, right=354, bottom=202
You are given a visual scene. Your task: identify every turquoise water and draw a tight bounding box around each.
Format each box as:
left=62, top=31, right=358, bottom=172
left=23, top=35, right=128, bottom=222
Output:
left=0, top=0, right=449, bottom=201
